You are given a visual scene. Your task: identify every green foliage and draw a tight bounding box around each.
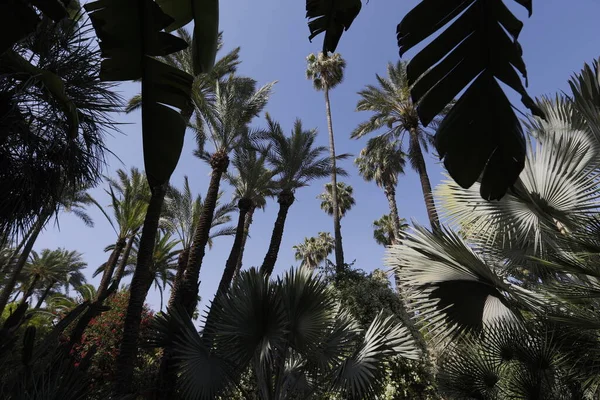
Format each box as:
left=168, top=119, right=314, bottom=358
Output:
left=317, top=182, right=355, bottom=219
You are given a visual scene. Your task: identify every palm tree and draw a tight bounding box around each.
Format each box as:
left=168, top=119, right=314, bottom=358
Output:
left=306, top=51, right=347, bottom=271
left=34, top=249, right=86, bottom=308
left=293, top=232, right=334, bottom=269
left=317, top=182, right=355, bottom=219
left=352, top=61, right=449, bottom=233
left=216, top=143, right=275, bottom=295
left=373, top=214, right=409, bottom=247
left=97, top=168, right=150, bottom=299
left=356, top=137, right=407, bottom=242
left=175, top=77, right=274, bottom=315
left=152, top=267, right=420, bottom=400
left=0, top=185, right=100, bottom=315
left=258, top=114, right=342, bottom=276
left=19, top=249, right=65, bottom=306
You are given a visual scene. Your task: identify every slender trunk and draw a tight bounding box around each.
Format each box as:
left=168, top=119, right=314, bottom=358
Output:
left=34, top=280, right=56, bottom=309
left=384, top=185, right=403, bottom=243
left=260, top=191, right=295, bottom=277
left=20, top=274, right=40, bottom=307
left=10, top=290, right=21, bottom=303
left=217, top=198, right=251, bottom=296
left=167, top=247, right=189, bottom=310
left=0, top=215, right=46, bottom=315
left=97, top=237, right=126, bottom=299
left=0, top=227, right=32, bottom=275
left=234, top=207, right=254, bottom=278
left=176, top=152, right=229, bottom=315
left=324, top=87, right=344, bottom=272
left=409, top=128, right=440, bottom=233
left=113, top=232, right=137, bottom=288
left=115, top=184, right=166, bottom=394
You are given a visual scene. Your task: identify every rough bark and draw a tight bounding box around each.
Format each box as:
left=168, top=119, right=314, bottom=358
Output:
left=167, top=247, right=189, bottom=311
left=0, top=215, right=46, bottom=315
left=176, top=152, right=229, bottom=315
left=409, top=128, right=440, bottom=233
left=260, top=191, right=295, bottom=276
left=324, top=87, right=345, bottom=272
left=97, top=237, right=126, bottom=298
left=113, top=232, right=137, bottom=287
left=216, top=198, right=252, bottom=296
left=384, top=185, right=403, bottom=243
left=34, top=280, right=56, bottom=309
left=115, top=184, right=166, bottom=394
left=234, top=207, right=254, bottom=278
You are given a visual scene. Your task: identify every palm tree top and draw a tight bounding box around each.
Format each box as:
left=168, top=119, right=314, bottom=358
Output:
left=318, top=182, right=356, bottom=218
left=355, top=136, right=407, bottom=190
left=306, top=52, right=346, bottom=91
left=257, top=113, right=347, bottom=193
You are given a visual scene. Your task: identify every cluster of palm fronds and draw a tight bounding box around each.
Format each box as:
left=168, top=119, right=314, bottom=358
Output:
left=387, top=58, right=600, bottom=399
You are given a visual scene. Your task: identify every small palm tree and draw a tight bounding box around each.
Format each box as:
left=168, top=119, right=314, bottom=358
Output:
left=317, top=182, right=355, bottom=219
left=20, top=249, right=65, bottom=306
left=356, top=137, right=407, bottom=242
left=306, top=51, right=347, bottom=271
left=175, top=77, right=274, bottom=315
left=353, top=61, right=449, bottom=232
left=257, top=114, right=342, bottom=276
left=373, top=214, right=409, bottom=247
left=152, top=267, right=420, bottom=400
left=293, top=232, right=334, bottom=269
left=217, top=143, right=275, bottom=295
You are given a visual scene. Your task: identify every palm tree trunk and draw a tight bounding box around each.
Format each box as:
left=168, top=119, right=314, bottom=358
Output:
left=167, top=247, right=189, bottom=310
left=0, top=215, right=46, bottom=315
left=261, top=191, right=295, bottom=276
left=176, top=152, right=229, bottom=315
left=115, top=184, right=166, bottom=394
left=113, top=232, right=137, bottom=287
left=34, top=280, right=56, bottom=309
left=324, top=87, right=345, bottom=272
left=217, top=199, right=252, bottom=296
left=234, top=206, right=254, bottom=277
left=97, top=237, right=126, bottom=298
left=20, top=274, right=40, bottom=307
left=384, top=185, right=403, bottom=243
left=0, top=226, right=33, bottom=275
left=10, top=290, right=21, bottom=303
left=409, top=128, right=440, bottom=233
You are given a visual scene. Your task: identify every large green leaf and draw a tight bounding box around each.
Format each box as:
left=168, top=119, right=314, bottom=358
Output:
left=306, top=0, right=362, bottom=54
left=397, top=0, right=545, bottom=200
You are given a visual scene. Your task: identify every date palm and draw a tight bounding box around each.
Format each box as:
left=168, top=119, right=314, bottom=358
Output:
left=306, top=51, right=347, bottom=271
left=33, top=249, right=86, bottom=308
left=20, top=249, right=65, bottom=306
left=216, top=143, right=275, bottom=295
left=175, top=77, right=274, bottom=315
left=293, top=232, right=334, bottom=269
left=258, top=114, right=343, bottom=276
left=317, top=182, right=355, bottom=220
left=373, top=214, right=409, bottom=247
left=356, top=137, right=407, bottom=242
left=352, top=61, right=449, bottom=233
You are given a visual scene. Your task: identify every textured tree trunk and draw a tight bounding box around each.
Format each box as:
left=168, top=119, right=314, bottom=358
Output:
left=261, top=191, right=295, bottom=276
left=234, top=207, right=255, bottom=278
left=97, top=237, right=126, bottom=298
left=217, top=198, right=252, bottom=296
left=113, top=232, right=137, bottom=287
left=0, top=215, right=46, bottom=315
left=324, top=87, right=345, bottom=272
left=115, top=184, right=166, bottom=394
left=384, top=185, right=403, bottom=243
left=167, top=247, right=189, bottom=311
left=34, top=280, right=56, bottom=309
left=20, top=274, right=40, bottom=307
left=175, top=152, right=229, bottom=315
left=409, top=128, right=440, bottom=233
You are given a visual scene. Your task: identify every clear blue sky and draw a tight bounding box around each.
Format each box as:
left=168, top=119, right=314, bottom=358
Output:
left=36, top=0, right=600, bottom=313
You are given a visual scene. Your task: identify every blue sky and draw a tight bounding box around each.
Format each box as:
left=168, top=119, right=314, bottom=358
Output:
left=35, top=0, right=600, bottom=312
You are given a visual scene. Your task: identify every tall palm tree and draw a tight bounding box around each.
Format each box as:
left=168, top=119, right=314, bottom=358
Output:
left=352, top=61, right=449, bottom=233
left=293, top=232, right=334, bottom=269
left=175, top=77, right=274, bottom=315
left=0, top=185, right=100, bottom=315
left=216, top=143, right=275, bottom=295
left=97, top=167, right=149, bottom=299
left=306, top=51, right=347, bottom=271
left=373, top=214, right=409, bottom=247
left=317, top=182, right=355, bottom=219
left=356, top=137, right=407, bottom=242
left=34, top=249, right=86, bottom=308
left=258, top=114, right=342, bottom=276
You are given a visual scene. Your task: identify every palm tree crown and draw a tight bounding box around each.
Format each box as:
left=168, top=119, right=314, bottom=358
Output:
left=293, top=232, right=335, bottom=269
left=373, top=214, right=409, bottom=247
left=355, top=137, right=406, bottom=191
left=317, top=182, right=356, bottom=219
left=305, top=52, right=346, bottom=90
